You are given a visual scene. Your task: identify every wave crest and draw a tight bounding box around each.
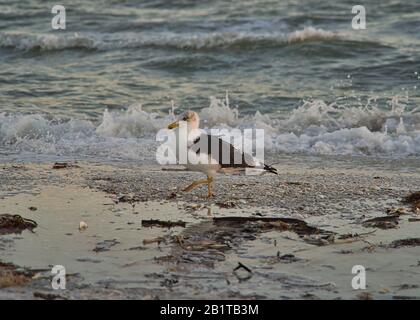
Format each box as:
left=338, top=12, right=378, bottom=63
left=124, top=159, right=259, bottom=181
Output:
left=287, top=27, right=337, bottom=43
left=1, top=95, right=419, bottom=160
left=0, top=27, right=341, bottom=52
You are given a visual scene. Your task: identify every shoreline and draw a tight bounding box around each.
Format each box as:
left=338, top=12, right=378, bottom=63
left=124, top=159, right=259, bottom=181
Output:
left=0, top=159, right=419, bottom=299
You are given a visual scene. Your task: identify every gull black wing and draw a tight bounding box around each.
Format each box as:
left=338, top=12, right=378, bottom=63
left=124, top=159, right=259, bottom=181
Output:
left=191, top=133, right=256, bottom=168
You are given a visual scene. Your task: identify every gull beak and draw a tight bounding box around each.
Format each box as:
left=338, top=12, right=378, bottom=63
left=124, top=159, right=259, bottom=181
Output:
left=167, top=120, right=179, bottom=129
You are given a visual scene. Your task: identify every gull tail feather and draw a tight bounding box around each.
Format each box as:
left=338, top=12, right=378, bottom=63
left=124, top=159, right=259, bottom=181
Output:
left=263, top=163, right=278, bottom=175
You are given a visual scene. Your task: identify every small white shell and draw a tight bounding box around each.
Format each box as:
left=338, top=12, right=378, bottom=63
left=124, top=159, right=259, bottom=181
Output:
left=79, top=221, right=88, bottom=231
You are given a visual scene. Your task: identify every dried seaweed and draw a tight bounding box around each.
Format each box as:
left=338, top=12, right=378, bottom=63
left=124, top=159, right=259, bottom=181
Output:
left=93, top=239, right=120, bottom=252
left=403, top=191, right=420, bottom=212
left=33, top=291, right=67, bottom=300
left=213, top=216, right=331, bottom=237
left=0, top=261, right=35, bottom=288
left=142, top=219, right=186, bottom=228
left=0, top=214, right=37, bottom=235
left=143, top=237, right=166, bottom=245
left=362, top=215, right=399, bottom=229
left=389, top=238, right=420, bottom=248
left=52, top=162, right=80, bottom=169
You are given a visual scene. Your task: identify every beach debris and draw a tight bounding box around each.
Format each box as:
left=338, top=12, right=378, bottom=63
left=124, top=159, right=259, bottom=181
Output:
left=28, top=206, right=37, bottom=211
left=143, top=237, right=166, bottom=245
left=10, top=164, right=26, bottom=170
left=362, top=215, right=399, bottom=229
left=167, top=192, right=177, bottom=199
left=386, top=207, right=406, bottom=216
left=213, top=217, right=333, bottom=239
left=0, top=214, right=37, bottom=235
left=215, top=201, right=236, bottom=209
left=154, top=255, right=176, bottom=263
left=161, top=167, right=188, bottom=172
left=403, top=191, right=420, bottom=212
left=357, top=292, right=373, bottom=300
left=75, top=257, right=102, bottom=263
left=278, top=253, right=299, bottom=263
left=398, top=284, right=419, bottom=291
left=389, top=238, right=420, bottom=248
left=0, top=261, right=35, bottom=288
left=234, top=262, right=252, bottom=273
left=392, top=295, right=419, bottom=300
left=142, top=219, right=186, bottom=228
left=160, top=274, right=180, bottom=288
left=336, top=230, right=376, bottom=243
left=33, top=291, right=67, bottom=300
left=126, top=246, right=147, bottom=251
left=336, top=249, right=354, bottom=254
left=52, top=162, right=80, bottom=169
left=408, top=218, right=420, bottom=222
left=180, top=250, right=226, bottom=265
left=175, top=235, right=229, bottom=251
left=162, top=215, right=335, bottom=270
left=160, top=275, right=179, bottom=288
left=161, top=217, right=335, bottom=269
left=117, top=194, right=135, bottom=202
left=284, top=181, right=309, bottom=186
left=269, top=252, right=301, bottom=264
left=79, top=221, right=88, bottom=231
left=301, top=293, right=320, bottom=300
left=233, top=262, right=253, bottom=281
left=379, top=288, right=390, bottom=294
left=93, top=239, right=120, bottom=252
left=303, top=234, right=335, bottom=246
left=113, top=194, right=140, bottom=205
left=183, top=203, right=203, bottom=211
left=362, top=241, right=377, bottom=252
left=170, top=217, right=335, bottom=269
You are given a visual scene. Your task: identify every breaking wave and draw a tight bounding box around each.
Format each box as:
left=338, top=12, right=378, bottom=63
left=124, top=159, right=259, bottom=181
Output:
left=1, top=95, right=419, bottom=161
left=0, top=27, right=342, bottom=52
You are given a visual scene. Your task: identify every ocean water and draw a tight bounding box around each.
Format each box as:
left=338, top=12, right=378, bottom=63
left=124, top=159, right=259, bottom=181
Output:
left=0, top=0, right=419, bottom=163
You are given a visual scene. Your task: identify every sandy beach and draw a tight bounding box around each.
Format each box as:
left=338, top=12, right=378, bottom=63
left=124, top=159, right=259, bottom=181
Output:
left=1, top=0, right=419, bottom=305
left=1, top=156, right=419, bottom=299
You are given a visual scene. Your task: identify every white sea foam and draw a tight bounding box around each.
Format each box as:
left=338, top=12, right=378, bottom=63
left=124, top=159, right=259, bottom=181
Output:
left=0, top=27, right=342, bottom=51
left=96, top=104, right=172, bottom=138
left=287, top=27, right=337, bottom=43
left=1, top=95, right=419, bottom=161
left=0, top=32, right=98, bottom=51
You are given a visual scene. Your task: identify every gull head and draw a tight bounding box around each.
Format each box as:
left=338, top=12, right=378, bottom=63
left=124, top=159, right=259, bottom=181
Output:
left=167, top=110, right=200, bottom=130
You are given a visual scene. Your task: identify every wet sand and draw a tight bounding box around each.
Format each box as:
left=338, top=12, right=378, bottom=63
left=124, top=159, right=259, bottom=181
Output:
left=0, top=157, right=420, bottom=299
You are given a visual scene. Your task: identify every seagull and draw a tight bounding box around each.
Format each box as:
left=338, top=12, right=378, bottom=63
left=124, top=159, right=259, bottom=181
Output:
left=167, top=110, right=277, bottom=198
